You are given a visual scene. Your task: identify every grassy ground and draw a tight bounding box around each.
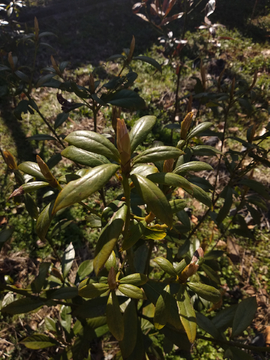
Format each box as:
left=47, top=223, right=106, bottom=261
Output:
left=1, top=0, right=270, bottom=358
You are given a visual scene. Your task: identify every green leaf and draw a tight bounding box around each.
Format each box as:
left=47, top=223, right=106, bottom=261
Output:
left=53, top=164, right=119, bottom=214
left=86, top=214, right=102, bottom=228
left=120, top=300, right=137, bottom=358
left=188, top=282, right=221, bottom=303
left=161, top=325, right=190, bottom=351
left=18, top=161, right=47, bottom=181
left=78, top=282, right=109, bottom=298
left=49, top=219, right=73, bottom=240
left=106, top=291, right=124, bottom=341
left=54, top=112, right=69, bottom=129
left=154, top=285, right=170, bottom=329
left=178, top=289, right=196, bottom=343
left=121, top=220, right=147, bottom=251
left=133, top=146, right=184, bottom=165
left=107, top=54, right=125, bottom=61
left=129, top=115, right=156, bottom=153
left=201, top=263, right=219, bottom=284
left=32, top=262, right=51, bottom=293
left=189, top=184, right=212, bottom=207
left=191, top=145, right=222, bottom=157
left=126, top=320, right=145, bottom=360
left=24, top=193, right=39, bottom=219
left=131, top=174, right=173, bottom=227
left=0, top=228, right=14, bottom=250
left=2, top=298, right=47, bottom=315
left=196, top=312, right=222, bottom=339
left=47, top=286, right=78, bottom=299
left=240, top=179, right=270, bottom=200
left=227, top=347, right=254, bottom=360
left=36, top=201, right=55, bottom=241
left=62, top=243, right=75, bottom=279
left=78, top=260, right=94, bottom=280
left=15, top=70, right=30, bottom=83
left=142, top=280, right=166, bottom=304
left=65, top=130, right=120, bottom=162
left=20, top=334, right=59, bottom=349
left=62, top=146, right=110, bottom=167
left=212, top=305, right=237, bottom=330
left=173, top=161, right=213, bottom=176
left=27, top=134, right=57, bottom=141
left=94, top=204, right=127, bottom=275
left=147, top=172, right=193, bottom=193
left=186, top=122, right=212, bottom=141
left=167, top=293, right=183, bottom=330
left=169, top=199, right=187, bottom=213
left=16, top=181, right=50, bottom=196
left=106, top=89, right=145, bottom=109
left=133, top=55, right=162, bottom=72
left=153, top=257, right=177, bottom=277
left=231, top=297, right=257, bottom=337
left=216, top=186, right=233, bottom=225
left=60, top=305, right=72, bottom=334
left=36, top=74, right=55, bottom=87
left=118, top=284, right=145, bottom=299
left=204, top=250, right=224, bottom=260
left=45, top=317, right=57, bottom=332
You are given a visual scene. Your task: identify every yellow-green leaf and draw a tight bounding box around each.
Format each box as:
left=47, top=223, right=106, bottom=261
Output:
left=153, top=257, right=177, bottom=277
left=178, top=288, right=196, bottom=343
left=119, top=273, right=148, bottom=286
left=118, top=284, right=145, bottom=299
left=78, top=283, right=109, bottom=299
left=154, top=285, right=170, bottom=329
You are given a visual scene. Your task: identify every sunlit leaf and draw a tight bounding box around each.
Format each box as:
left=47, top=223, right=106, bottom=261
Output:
left=153, top=257, right=176, bottom=277
left=133, top=146, right=184, bottom=165
left=65, top=130, right=120, bottom=162
left=118, top=284, right=145, bottom=299
left=188, top=282, right=221, bottom=303
left=94, top=204, right=127, bottom=275
left=178, top=288, right=196, bottom=343
left=154, top=285, right=170, bottom=329
left=129, top=115, right=156, bottom=153
left=36, top=201, right=55, bottom=241
left=20, top=334, right=59, bottom=349
left=53, top=164, right=119, bottom=214
left=62, top=146, right=110, bottom=167
left=62, top=243, right=75, bottom=279
left=131, top=174, right=173, bottom=227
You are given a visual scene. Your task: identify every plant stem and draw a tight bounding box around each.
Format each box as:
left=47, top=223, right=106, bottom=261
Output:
left=28, top=95, right=66, bottom=148
left=198, top=335, right=270, bottom=353
left=122, top=174, right=131, bottom=241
